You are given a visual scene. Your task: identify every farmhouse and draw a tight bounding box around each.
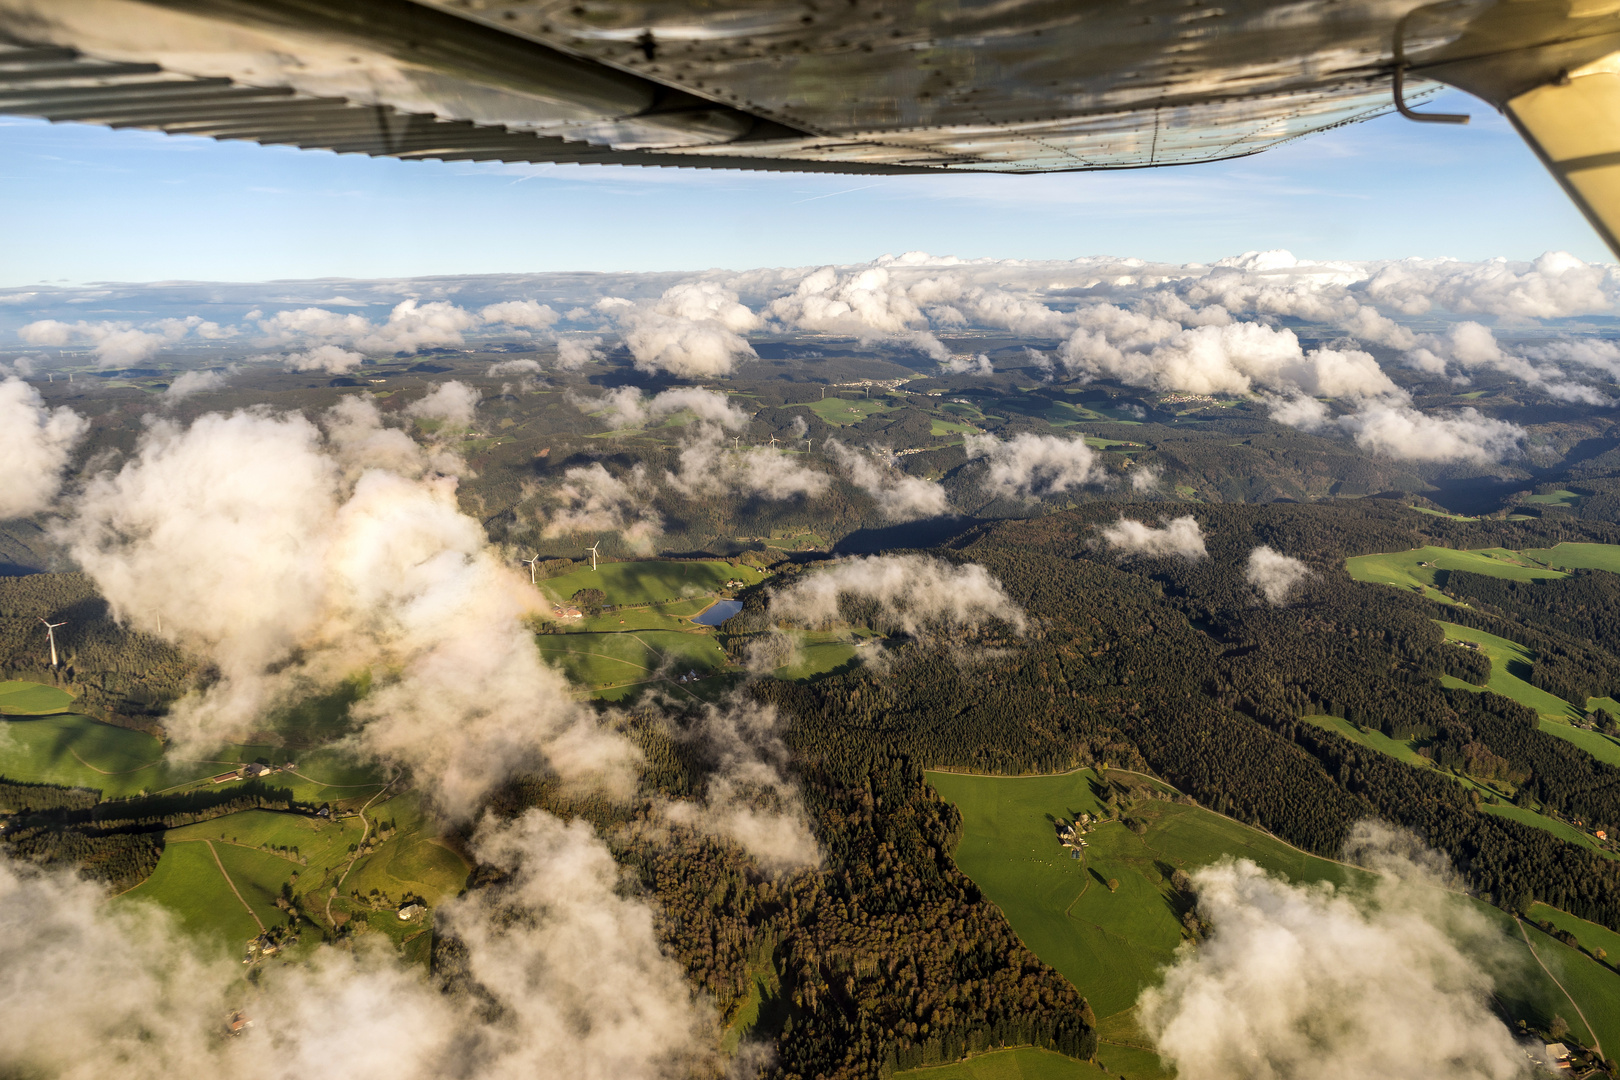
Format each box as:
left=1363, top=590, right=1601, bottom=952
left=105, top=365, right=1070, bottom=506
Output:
left=552, top=606, right=584, bottom=620
left=398, top=901, right=427, bottom=921
left=210, top=771, right=240, bottom=784
left=1544, top=1043, right=1572, bottom=1071
left=241, top=763, right=272, bottom=779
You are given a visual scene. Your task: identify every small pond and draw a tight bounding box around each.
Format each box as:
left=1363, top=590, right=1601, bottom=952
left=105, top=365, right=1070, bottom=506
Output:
left=692, top=599, right=743, bottom=627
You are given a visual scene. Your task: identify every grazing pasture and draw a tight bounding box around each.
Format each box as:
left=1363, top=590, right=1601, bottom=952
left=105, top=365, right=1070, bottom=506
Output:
left=926, top=768, right=1614, bottom=1062
left=894, top=1045, right=1108, bottom=1080
left=0, top=714, right=212, bottom=797
left=1347, top=546, right=1565, bottom=603
left=1520, top=543, right=1620, bottom=573
left=0, top=680, right=74, bottom=715
left=539, top=559, right=764, bottom=608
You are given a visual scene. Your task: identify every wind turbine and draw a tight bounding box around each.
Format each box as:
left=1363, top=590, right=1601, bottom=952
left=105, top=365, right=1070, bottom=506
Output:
left=38, top=618, right=65, bottom=668
left=522, top=552, right=540, bottom=584
left=586, top=542, right=600, bottom=572
left=769, top=436, right=780, bottom=449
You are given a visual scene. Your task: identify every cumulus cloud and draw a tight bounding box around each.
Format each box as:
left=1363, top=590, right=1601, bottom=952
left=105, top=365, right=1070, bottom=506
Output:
left=406, top=381, right=481, bottom=428
left=18, top=316, right=228, bottom=368
left=605, top=283, right=761, bottom=378
left=964, top=432, right=1105, bottom=501
left=1101, top=516, right=1206, bottom=559
left=766, top=554, right=1026, bottom=636
left=825, top=439, right=950, bottom=522
left=1139, top=823, right=1530, bottom=1080
left=1246, top=546, right=1310, bottom=605
left=0, top=376, right=88, bottom=518
left=487, top=358, right=544, bottom=377
left=57, top=402, right=633, bottom=817
left=285, top=344, right=365, bottom=373
left=573, top=386, right=749, bottom=432
left=1337, top=404, right=1524, bottom=465
left=480, top=299, right=560, bottom=329
left=161, top=367, right=234, bottom=403
left=540, top=463, right=663, bottom=553
left=556, top=336, right=606, bottom=370
left=666, top=424, right=830, bottom=501
left=0, top=812, right=713, bottom=1080
left=664, top=701, right=821, bottom=874
left=941, top=353, right=994, bottom=376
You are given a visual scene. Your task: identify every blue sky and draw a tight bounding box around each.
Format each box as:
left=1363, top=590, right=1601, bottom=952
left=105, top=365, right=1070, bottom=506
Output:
left=0, top=88, right=1605, bottom=287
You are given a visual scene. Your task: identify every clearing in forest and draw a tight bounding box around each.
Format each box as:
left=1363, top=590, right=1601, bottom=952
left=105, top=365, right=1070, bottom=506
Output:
left=0, top=680, right=74, bottom=715
left=539, top=559, right=765, bottom=608
left=926, top=768, right=1614, bottom=1072
left=1346, top=545, right=1566, bottom=603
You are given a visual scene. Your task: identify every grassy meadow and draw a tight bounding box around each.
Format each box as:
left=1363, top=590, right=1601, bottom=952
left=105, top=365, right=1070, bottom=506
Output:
left=539, top=559, right=765, bottom=608
left=0, top=680, right=75, bottom=715
left=1520, top=543, right=1620, bottom=573
left=1346, top=545, right=1566, bottom=603
left=926, top=768, right=1618, bottom=1066
left=895, top=1045, right=1111, bottom=1080
left=0, top=714, right=214, bottom=797
left=126, top=790, right=467, bottom=954
left=800, top=396, right=897, bottom=427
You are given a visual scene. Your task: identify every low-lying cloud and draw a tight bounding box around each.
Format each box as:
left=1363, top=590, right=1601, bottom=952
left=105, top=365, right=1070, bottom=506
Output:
left=0, top=812, right=713, bottom=1080
left=766, top=554, right=1026, bottom=636
left=0, top=376, right=87, bottom=518
left=1246, top=545, right=1310, bottom=605
left=826, top=439, right=950, bottom=522
left=1139, top=823, right=1531, bottom=1080
left=1101, top=516, right=1207, bottom=559
left=965, top=432, right=1105, bottom=501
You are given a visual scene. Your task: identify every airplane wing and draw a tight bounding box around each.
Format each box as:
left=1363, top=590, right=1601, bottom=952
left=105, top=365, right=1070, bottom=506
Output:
left=2, top=0, right=1618, bottom=249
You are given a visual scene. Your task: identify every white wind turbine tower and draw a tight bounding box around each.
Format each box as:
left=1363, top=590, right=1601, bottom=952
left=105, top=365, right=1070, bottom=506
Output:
left=522, top=552, right=540, bottom=584
left=38, top=617, right=65, bottom=669
left=586, top=542, right=600, bottom=572
left=769, top=436, right=780, bottom=449
left=732, top=435, right=741, bottom=450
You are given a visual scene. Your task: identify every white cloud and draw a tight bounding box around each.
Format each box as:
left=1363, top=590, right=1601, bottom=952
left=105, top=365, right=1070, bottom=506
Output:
left=0, top=376, right=87, bottom=518
left=17, top=316, right=223, bottom=368
left=825, top=439, right=950, bottom=522
left=766, top=554, right=1026, bottom=636
left=1245, top=545, right=1310, bottom=605
left=556, top=336, right=605, bottom=370
left=663, top=700, right=820, bottom=874
left=0, top=813, right=713, bottom=1080
left=56, top=404, right=634, bottom=818
left=285, top=344, right=365, bottom=373
left=405, top=381, right=481, bottom=428
left=540, top=463, right=663, bottom=553
left=573, top=386, right=749, bottom=431
left=1337, top=404, right=1525, bottom=465
left=940, top=353, right=994, bottom=376
left=964, top=432, right=1105, bottom=501
left=1140, top=823, right=1530, bottom=1080
left=606, top=283, right=761, bottom=378
left=162, top=368, right=234, bottom=402
left=1101, top=516, right=1206, bottom=559
left=666, top=424, right=830, bottom=501
left=480, top=299, right=560, bottom=329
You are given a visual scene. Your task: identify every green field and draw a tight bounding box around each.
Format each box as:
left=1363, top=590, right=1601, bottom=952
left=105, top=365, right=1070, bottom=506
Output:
left=926, top=768, right=1615, bottom=1063
left=1520, top=921, right=1620, bottom=1057
left=129, top=790, right=467, bottom=951
left=0, top=714, right=218, bottom=797
left=539, top=559, right=765, bottom=607
left=0, top=680, right=74, bottom=715
left=119, top=840, right=264, bottom=944
left=1347, top=546, right=1566, bottom=603
left=1435, top=622, right=1583, bottom=720
left=1299, top=713, right=1431, bottom=767
left=537, top=629, right=730, bottom=698
left=800, top=396, right=896, bottom=427
left=931, top=418, right=978, bottom=436
left=896, top=1046, right=1109, bottom=1080
left=1521, top=490, right=1582, bottom=507
left=1520, top=543, right=1620, bottom=573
